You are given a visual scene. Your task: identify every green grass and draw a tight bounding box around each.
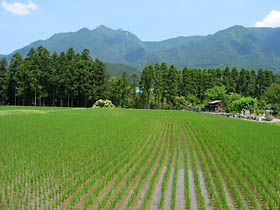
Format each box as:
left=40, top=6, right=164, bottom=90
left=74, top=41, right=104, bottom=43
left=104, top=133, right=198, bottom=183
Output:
left=0, top=106, right=279, bottom=209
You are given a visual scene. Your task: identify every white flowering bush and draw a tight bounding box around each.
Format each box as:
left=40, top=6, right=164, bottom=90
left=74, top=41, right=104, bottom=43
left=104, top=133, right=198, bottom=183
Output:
left=93, top=99, right=115, bottom=108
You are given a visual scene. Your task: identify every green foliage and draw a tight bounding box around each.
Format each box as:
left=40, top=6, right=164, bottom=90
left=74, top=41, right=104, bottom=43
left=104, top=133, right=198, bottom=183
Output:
left=232, top=97, right=258, bottom=114
left=92, top=99, right=115, bottom=108
left=204, top=85, right=227, bottom=101
left=104, top=63, right=140, bottom=80
left=263, top=83, right=280, bottom=114
left=173, top=96, right=188, bottom=110
left=140, top=65, right=154, bottom=109
left=166, top=65, right=179, bottom=108
left=264, top=112, right=273, bottom=121
left=110, top=72, right=130, bottom=108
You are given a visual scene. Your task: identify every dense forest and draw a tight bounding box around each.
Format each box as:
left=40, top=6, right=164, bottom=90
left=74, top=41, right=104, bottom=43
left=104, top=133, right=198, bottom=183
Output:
left=0, top=46, right=279, bottom=113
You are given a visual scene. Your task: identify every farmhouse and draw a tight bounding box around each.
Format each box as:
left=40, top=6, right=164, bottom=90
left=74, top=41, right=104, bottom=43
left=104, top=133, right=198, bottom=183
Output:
left=204, top=100, right=224, bottom=112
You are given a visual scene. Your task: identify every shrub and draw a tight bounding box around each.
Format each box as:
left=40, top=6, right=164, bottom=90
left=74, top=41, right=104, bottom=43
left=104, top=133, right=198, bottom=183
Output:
left=265, top=112, right=273, bottom=121
left=174, top=96, right=188, bottom=110
left=93, top=100, right=115, bottom=108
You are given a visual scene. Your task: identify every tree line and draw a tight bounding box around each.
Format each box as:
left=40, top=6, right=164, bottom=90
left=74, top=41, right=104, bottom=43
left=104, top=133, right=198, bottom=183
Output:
left=0, top=46, right=107, bottom=107
left=0, top=46, right=279, bottom=112
left=138, top=63, right=279, bottom=110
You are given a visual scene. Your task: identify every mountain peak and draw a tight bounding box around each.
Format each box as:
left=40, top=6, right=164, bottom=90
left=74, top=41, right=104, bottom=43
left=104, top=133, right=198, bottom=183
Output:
left=95, top=25, right=113, bottom=31
left=77, top=27, right=90, bottom=32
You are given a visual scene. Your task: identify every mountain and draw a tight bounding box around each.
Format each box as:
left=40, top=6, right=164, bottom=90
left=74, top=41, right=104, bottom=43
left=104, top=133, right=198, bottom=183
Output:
left=3, top=25, right=280, bottom=73
left=138, top=26, right=280, bottom=72
left=105, top=63, right=140, bottom=80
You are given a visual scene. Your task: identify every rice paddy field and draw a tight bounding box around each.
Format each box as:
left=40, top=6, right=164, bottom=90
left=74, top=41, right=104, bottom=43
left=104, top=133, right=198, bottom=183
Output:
left=0, top=106, right=279, bottom=210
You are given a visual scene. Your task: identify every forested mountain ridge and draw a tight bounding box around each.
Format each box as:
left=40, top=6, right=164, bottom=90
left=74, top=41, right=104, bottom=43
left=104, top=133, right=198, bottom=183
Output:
left=2, top=25, right=280, bottom=73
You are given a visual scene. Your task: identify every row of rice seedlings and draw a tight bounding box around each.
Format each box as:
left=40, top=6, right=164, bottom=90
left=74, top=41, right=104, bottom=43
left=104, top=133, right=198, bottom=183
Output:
left=180, top=125, right=191, bottom=209
left=138, top=123, right=170, bottom=210
left=47, top=135, right=134, bottom=209
left=1, top=115, right=151, bottom=209
left=182, top=122, right=225, bottom=209
left=186, top=129, right=206, bottom=210
left=82, top=121, right=165, bottom=209
left=189, top=124, right=249, bottom=210
left=124, top=121, right=169, bottom=210
left=157, top=124, right=175, bottom=210
left=214, top=133, right=280, bottom=208
left=97, top=121, right=166, bottom=210
left=96, top=121, right=168, bottom=210
left=214, top=136, right=278, bottom=209
left=64, top=120, right=162, bottom=209
left=171, top=123, right=180, bottom=210
left=27, top=137, right=119, bottom=209
left=194, top=116, right=279, bottom=208
left=194, top=124, right=278, bottom=209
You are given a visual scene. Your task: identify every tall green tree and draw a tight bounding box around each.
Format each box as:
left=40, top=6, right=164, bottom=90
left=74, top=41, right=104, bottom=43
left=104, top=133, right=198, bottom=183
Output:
left=153, top=63, right=163, bottom=108
left=92, top=59, right=108, bottom=103
left=166, top=65, right=178, bottom=109
left=256, top=69, right=266, bottom=97
left=231, top=67, right=240, bottom=93
left=0, top=58, right=8, bottom=105
left=239, top=68, right=251, bottom=96
left=129, top=74, right=138, bottom=108
left=140, top=65, right=154, bottom=109
left=110, top=72, right=130, bottom=107
left=8, top=52, right=23, bottom=105
left=222, top=66, right=233, bottom=92
left=160, top=62, right=169, bottom=109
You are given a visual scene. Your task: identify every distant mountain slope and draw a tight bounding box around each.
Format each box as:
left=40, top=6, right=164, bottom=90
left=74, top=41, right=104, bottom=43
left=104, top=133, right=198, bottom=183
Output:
left=138, top=26, right=280, bottom=72
left=105, top=63, right=140, bottom=79
left=3, top=25, right=280, bottom=73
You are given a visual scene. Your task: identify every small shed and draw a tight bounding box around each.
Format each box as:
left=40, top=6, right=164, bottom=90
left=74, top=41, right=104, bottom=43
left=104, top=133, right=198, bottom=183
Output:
left=204, top=100, right=223, bottom=112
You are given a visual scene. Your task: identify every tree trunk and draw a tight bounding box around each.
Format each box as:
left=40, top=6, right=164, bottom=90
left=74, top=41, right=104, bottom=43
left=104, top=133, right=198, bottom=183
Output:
left=161, top=97, right=164, bottom=109
left=67, top=95, right=70, bottom=107
left=34, top=90, right=37, bottom=106
left=71, top=95, right=73, bottom=107
left=60, top=99, right=62, bottom=107
left=147, top=93, right=150, bottom=109
left=14, top=87, right=16, bottom=106
left=52, top=90, right=55, bottom=107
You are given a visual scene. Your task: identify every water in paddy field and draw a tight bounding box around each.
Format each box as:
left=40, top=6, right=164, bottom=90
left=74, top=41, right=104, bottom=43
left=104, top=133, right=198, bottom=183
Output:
left=164, top=167, right=174, bottom=209
left=176, top=149, right=186, bottom=209
left=177, top=169, right=186, bottom=209
left=150, top=166, right=166, bottom=210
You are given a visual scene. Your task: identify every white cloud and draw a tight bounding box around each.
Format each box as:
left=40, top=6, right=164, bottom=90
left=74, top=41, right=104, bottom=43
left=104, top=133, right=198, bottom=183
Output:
left=256, top=10, right=280, bottom=27
left=1, top=0, right=39, bottom=15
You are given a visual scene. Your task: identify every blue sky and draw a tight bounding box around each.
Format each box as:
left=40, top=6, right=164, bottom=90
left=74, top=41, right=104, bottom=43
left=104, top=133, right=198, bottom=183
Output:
left=1, top=0, right=280, bottom=54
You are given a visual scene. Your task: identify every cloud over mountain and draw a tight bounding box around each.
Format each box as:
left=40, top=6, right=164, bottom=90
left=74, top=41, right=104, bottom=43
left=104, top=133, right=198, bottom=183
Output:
left=1, top=0, right=39, bottom=15
left=256, top=10, right=280, bottom=27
